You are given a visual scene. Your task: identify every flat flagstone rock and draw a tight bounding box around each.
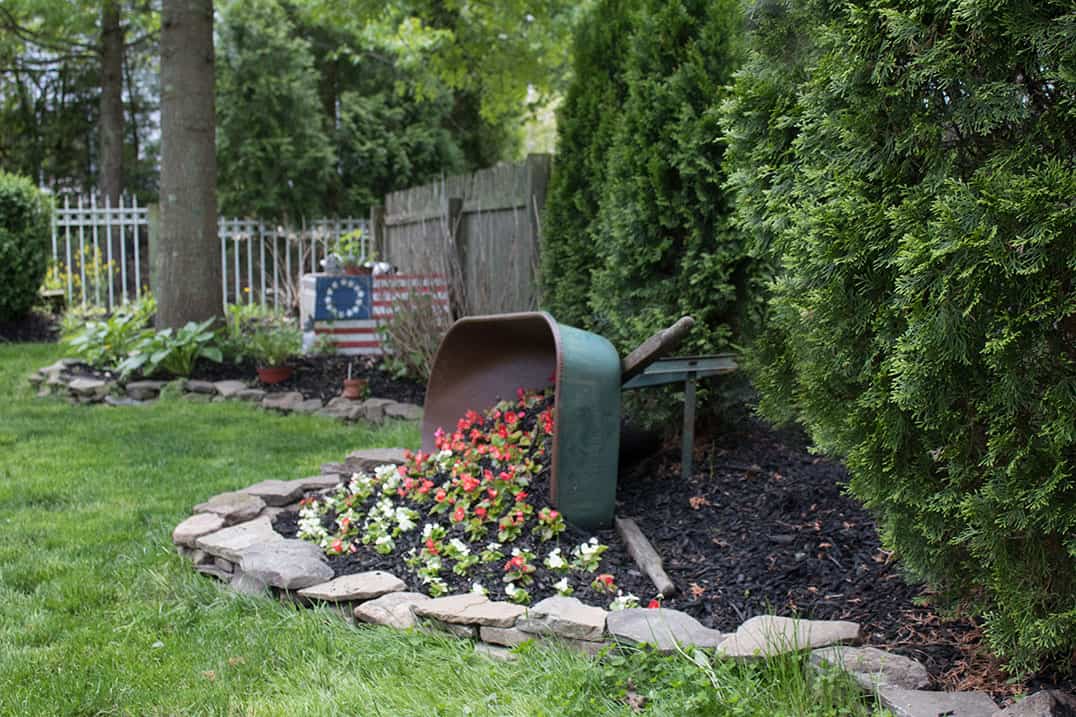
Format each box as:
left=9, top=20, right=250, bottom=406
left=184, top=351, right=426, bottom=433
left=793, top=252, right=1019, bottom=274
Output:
left=413, top=593, right=489, bottom=623
left=126, top=380, right=166, bottom=400
left=297, top=571, right=406, bottom=602
left=475, top=643, right=517, bottom=662
left=195, top=563, right=234, bottom=581
left=416, top=597, right=526, bottom=628
left=40, top=358, right=80, bottom=375
left=293, top=474, right=342, bottom=492
left=235, top=539, right=333, bottom=590
left=606, top=608, right=727, bottom=653
left=193, top=491, right=265, bottom=524
left=195, top=516, right=282, bottom=562
left=479, top=625, right=532, bottom=647
left=353, top=591, right=431, bottom=629
left=992, top=691, right=1076, bottom=717
left=239, top=479, right=305, bottom=507
left=716, top=615, right=860, bottom=659
left=104, top=396, right=144, bottom=407
left=213, top=380, right=247, bottom=398
left=878, top=687, right=997, bottom=717
left=235, top=388, right=267, bottom=402
left=318, top=397, right=364, bottom=421
left=346, top=448, right=410, bottom=472
left=361, top=398, right=395, bottom=422
left=183, top=392, right=212, bottom=403
left=810, top=646, right=929, bottom=690
left=68, top=377, right=110, bottom=398
left=262, top=392, right=306, bottom=412
left=385, top=402, right=423, bottom=420
left=172, top=513, right=227, bottom=548
left=517, top=596, right=607, bottom=642
left=427, top=621, right=477, bottom=639
left=293, top=398, right=324, bottom=414
left=184, top=379, right=217, bottom=394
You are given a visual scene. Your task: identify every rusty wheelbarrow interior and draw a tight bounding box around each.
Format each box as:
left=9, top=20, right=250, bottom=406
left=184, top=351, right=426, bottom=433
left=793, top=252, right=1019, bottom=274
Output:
left=422, top=312, right=696, bottom=531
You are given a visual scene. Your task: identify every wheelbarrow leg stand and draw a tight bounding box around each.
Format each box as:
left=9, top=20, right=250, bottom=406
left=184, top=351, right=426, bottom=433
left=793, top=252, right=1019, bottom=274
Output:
left=681, top=373, right=696, bottom=481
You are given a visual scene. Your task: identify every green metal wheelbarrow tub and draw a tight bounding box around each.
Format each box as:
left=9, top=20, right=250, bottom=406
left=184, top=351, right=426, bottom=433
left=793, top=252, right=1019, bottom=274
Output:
left=421, top=311, right=622, bottom=530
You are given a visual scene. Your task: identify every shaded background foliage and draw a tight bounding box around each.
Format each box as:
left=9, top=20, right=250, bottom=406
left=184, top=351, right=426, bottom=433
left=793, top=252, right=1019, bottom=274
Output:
left=542, top=0, right=766, bottom=425
left=721, top=0, right=1076, bottom=674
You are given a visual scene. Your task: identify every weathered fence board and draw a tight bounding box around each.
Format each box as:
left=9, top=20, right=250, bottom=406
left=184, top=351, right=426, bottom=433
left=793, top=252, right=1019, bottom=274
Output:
left=376, top=154, right=549, bottom=317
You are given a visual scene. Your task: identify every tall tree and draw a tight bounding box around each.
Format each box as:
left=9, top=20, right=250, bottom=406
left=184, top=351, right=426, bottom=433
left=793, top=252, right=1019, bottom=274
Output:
left=157, top=0, right=220, bottom=327
left=97, top=0, right=123, bottom=205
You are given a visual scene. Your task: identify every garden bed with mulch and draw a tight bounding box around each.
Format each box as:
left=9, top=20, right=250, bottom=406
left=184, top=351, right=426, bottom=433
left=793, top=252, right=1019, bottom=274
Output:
left=50, top=353, right=425, bottom=406
left=269, top=390, right=1073, bottom=698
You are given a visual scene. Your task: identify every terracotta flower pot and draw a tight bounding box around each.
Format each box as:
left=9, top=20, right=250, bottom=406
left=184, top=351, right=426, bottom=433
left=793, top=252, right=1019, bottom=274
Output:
left=257, top=365, right=294, bottom=384
left=342, top=377, right=368, bottom=400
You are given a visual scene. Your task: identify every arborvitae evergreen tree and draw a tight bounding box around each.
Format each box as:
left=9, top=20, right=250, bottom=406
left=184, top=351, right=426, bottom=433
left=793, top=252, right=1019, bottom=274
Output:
left=216, top=0, right=334, bottom=221
left=722, top=0, right=1076, bottom=673
left=589, top=0, right=762, bottom=366
left=541, top=0, right=636, bottom=327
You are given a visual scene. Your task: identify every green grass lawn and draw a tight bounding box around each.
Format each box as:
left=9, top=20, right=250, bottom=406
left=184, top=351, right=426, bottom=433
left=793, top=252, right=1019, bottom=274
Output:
left=0, top=343, right=884, bottom=716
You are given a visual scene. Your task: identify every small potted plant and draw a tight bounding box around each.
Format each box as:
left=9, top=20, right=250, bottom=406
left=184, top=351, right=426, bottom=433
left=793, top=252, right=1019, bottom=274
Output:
left=334, top=229, right=372, bottom=276
left=249, top=323, right=302, bottom=384
left=342, top=361, right=368, bottom=399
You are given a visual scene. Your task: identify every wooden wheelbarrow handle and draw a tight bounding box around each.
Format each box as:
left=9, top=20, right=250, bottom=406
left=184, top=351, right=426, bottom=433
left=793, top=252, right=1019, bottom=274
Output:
left=620, top=316, right=695, bottom=383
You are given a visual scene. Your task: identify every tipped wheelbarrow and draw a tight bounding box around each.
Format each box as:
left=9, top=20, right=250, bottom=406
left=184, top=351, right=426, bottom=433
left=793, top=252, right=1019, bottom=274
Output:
left=422, top=312, right=726, bottom=530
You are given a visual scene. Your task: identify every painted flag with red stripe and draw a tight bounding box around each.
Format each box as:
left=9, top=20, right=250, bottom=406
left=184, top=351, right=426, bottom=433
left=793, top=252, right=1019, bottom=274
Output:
left=313, top=274, right=451, bottom=355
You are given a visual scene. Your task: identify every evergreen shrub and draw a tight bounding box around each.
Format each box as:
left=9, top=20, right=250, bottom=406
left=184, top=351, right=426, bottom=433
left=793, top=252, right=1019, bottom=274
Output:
left=0, top=172, right=52, bottom=321
left=722, top=0, right=1076, bottom=673
left=541, top=0, right=636, bottom=328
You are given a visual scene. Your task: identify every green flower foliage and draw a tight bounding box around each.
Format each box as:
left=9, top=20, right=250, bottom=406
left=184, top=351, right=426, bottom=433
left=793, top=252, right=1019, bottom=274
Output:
left=541, top=0, right=637, bottom=328
left=0, top=172, right=51, bottom=321
left=722, top=0, right=1076, bottom=674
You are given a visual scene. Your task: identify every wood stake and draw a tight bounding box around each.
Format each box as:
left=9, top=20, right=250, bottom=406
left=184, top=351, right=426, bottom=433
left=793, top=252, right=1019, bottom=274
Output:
left=615, top=517, right=677, bottom=597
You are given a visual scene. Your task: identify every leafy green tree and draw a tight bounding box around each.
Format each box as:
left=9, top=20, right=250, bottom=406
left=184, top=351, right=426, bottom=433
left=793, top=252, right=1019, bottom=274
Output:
left=215, top=0, right=334, bottom=221
left=0, top=171, right=51, bottom=320
left=336, top=88, right=464, bottom=213
left=722, top=0, right=1076, bottom=673
left=541, top=0, right=636, bottom=328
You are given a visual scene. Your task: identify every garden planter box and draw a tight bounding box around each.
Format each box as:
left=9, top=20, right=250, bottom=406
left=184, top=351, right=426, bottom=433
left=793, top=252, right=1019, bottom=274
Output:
left=423, top=312, right=621, bottom=531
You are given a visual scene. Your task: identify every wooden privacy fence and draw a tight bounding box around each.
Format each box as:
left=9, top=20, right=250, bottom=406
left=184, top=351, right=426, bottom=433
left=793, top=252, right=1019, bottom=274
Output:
left=49, top=194, right=367, bottom=312
left=371, top=154, right=550, bottom=317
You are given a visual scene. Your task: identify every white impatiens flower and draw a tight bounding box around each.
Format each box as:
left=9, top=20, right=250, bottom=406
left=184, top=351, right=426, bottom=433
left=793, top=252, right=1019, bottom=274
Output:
left=544, top=548, right=566, bottom=570
left=553, top=577, right=573, bottom=596
left=608, top=591, right=640, bottom=611
left=422, top=523, right=436, bottom=539
left=486, top=542, right=502, bottom=552
left=395, top=507, right=416, bottom=532
left=375, top=464, right=401, bottom=491
left=504, top=582, right=520, bottom=598
left=471, top=582, right=488, bottom=596
left=449, top=538, right=471, bottom=556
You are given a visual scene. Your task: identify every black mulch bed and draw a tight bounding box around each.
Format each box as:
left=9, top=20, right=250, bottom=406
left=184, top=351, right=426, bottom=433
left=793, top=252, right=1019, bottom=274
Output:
left=54, top=354, right=425, bottom=406
left=0, top=310, right=60, bottom=343
left=270, top=398, right=1074, bottom=698
left=190, top=354, right=425, bottom=405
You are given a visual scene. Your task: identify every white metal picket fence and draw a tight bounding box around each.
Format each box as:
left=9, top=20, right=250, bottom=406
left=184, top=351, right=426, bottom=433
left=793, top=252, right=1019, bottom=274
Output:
left=49, top=195, right=368, bottom=312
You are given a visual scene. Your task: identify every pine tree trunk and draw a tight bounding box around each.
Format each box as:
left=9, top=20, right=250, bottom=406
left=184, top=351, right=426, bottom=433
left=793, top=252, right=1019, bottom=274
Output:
left=98, top=0, right=124, bottom=299
left=157, top=0, right=221, bottom=328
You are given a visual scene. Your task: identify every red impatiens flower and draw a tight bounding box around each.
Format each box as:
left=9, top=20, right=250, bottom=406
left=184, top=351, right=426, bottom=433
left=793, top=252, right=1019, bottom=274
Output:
left=596, top=574, right=615, bottom=588
left=452, top=505, right=466, bottom=523
left=514, top=491, right=528, bottom=502
left=331, top=539, right=344, bottom=554
left=487, top=488, right=498, bottom=500
left=504, top=555, right=525, bottom=572
left=418, top=480, right=434, bottom=494
left=474, top=506, right=488, bottom=519
left=647, top=599, right=661, bottom=609
left=504, top=411, right=519, bottom=425
left=460, top=474, right=480, bottom=492
left=425, top=538, right=439, bottom=555
left=434, top=489, right=448, bottom=503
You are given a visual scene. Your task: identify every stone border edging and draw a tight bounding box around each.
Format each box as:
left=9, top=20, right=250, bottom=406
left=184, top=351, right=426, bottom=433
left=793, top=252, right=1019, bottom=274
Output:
left=27, top=359, right=423, bottom=425
left=166, top=447, right=1052, bottom=717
